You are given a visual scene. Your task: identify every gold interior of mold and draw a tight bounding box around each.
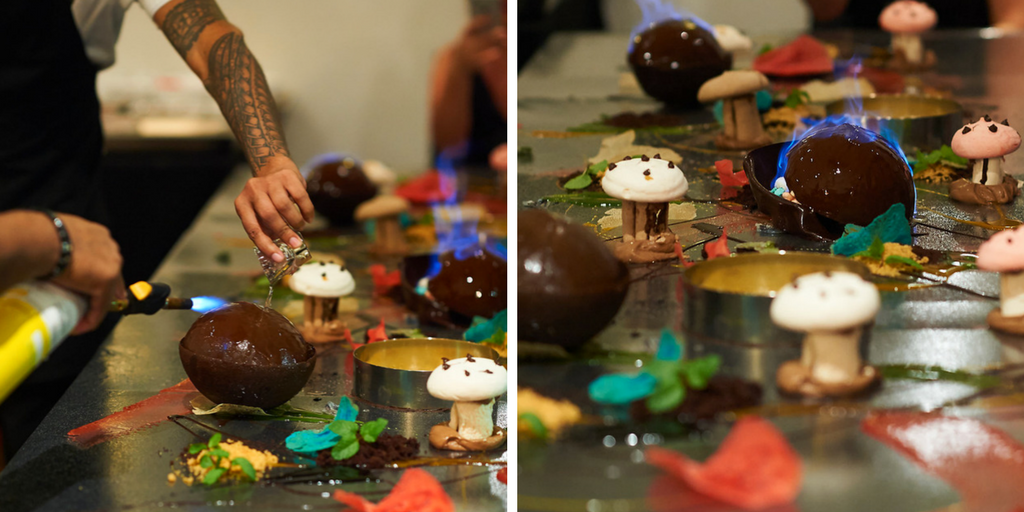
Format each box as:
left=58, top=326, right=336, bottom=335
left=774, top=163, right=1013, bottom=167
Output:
left=827, top=94, right=962, bottom=119
left=685, top=253, right=871, bottom=296
left=355, top=339, right=499, bottom=371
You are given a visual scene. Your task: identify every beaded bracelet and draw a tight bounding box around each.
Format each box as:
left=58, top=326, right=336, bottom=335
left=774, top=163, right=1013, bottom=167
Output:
left=33, top=208, right=73, bottom=279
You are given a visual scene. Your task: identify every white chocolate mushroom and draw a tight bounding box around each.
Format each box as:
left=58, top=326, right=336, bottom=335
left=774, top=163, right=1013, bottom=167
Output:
left=602, top=155, right=687, bottom=239
left=770, top=271, right=880, bottom=396
left=978, top=226, right=1024, bottom=321
left=427, top=357, right=507, bottom=447
left=698, top=71, right=772, bottom=150
left=712, top=25, right=752, bottom=53
left=289, top=262, right=355, bottom=343
left=951, top=117, right=1021, bottom=187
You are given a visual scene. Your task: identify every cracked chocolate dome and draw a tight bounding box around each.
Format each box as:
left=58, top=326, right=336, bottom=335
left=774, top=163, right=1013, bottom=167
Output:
left=305, top=154, right=378, bottom=226
left=628, top=19, right=732, bottom=109
left=784, top=123, right=915, bottom=229
left=518, top=210, right=630, bottom=350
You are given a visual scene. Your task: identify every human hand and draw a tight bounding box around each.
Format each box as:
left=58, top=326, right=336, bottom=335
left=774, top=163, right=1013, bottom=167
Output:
left=489, top=144, right=507, bottom=171
left=49, top=214, right=126, bottom=335
left=452, top=15, right=507, bottom=73
left=235, top=160, right=315, bottom=262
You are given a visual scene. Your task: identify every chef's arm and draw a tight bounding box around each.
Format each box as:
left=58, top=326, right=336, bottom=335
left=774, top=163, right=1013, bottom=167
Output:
left=152, top=0, right=313, bottom=262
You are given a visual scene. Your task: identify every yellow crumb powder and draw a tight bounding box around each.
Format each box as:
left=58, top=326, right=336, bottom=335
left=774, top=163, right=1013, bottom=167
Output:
left=169, top=439, right=278, bottom=486
left=853, top=243, right=928, bottom=277
left=518, top=387, right=581, bottom=437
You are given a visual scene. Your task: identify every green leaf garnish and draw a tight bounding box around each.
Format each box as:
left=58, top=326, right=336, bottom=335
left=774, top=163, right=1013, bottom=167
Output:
left=188, top=443, right=206, bottom=455
left=200, top=455, right=213, bottom=468
left=853, top=236, right=885, bottom=260
left=518, top=413, right=548, bottom=439
left=679, top=355, right=721, bottom=390
left=203, top=467, right=227, bottom=485
left=758, top=43, right=774, bottom=55
left=563, top=171, right=594, bottom=190
left=232, top=457, right=257, bottom=481
left=912, top=145, right=968, bottom=174
left=208, top=433, right=222, bottom=449
left=209, top=448, right=231, bottom=459
left=645, top=381, right=685, bottom=414
left=328, top=420, right=359, bottom=437
left=784, top=90, right=811, bottom=109
left=518, top=146, right=533, bottom=162
left=359, top=418, right=388, bottom=443
left=885, top=255, right=925, bottom=270
left=331, top=433, right=360, bottom=461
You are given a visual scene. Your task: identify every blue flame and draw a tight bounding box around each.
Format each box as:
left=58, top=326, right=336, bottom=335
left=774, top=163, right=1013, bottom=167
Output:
left=191, top=296, right=228, bottom=313
left=629, top=0, right=714, bottom=52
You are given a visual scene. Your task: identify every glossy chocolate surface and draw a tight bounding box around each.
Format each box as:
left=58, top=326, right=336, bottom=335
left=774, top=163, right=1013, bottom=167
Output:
left=628, top=20, right=732, bottom=109
left=306, top=157, right=378, bottom=226
left=427, top=247, right=507, bottom=319
left=179, top=302, right=316, bottom=409
left=518, top=210, right=630, bottom=350
left=785, top=123, right=915, bottom=228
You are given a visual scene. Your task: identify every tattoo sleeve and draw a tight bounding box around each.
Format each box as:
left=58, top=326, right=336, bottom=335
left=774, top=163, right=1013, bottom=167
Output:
left=161, top=0, right=225, bottom=58
left=203, top=32, right=290, bottom=172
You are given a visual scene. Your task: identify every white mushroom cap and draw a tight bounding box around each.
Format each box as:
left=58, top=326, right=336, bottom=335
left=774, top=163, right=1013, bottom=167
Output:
left=697, top=70, right=770, bottom=103
left=951, top=117, right=1022, bottom=160
left=427, top=357, right=507, bottom=402
left=601, top=156, right=688, bottom=203
left=770, top=271, right=880, bottom=332
left=288, top=262, right=355, bottom=297
left=713, top=25, right=752, bottom=53
left=362, top=160, right=397, bottom=189
left=355, top=195, right=410, bottom=221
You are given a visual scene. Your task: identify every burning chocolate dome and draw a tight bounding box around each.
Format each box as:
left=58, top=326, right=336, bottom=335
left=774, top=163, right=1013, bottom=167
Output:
left=305, top=154, right=378, bottom=226
left=628, top=19, right=732, bottom=109
left=784, top=123, right=914, bottom=228
left=427, top=246, right=507, bottom=319
left=518, top=210, right=630, bottom=350
left=179, top=302, right=316, bottom=409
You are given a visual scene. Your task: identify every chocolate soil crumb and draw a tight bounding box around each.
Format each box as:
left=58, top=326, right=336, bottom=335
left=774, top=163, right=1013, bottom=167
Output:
left=315, top=433, right=420, bottom=470
left=630, top=376, right=762, bottom=423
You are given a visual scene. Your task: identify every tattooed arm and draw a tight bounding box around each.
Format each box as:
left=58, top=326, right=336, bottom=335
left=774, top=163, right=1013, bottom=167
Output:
left=152, top=0, right=313, bottom=262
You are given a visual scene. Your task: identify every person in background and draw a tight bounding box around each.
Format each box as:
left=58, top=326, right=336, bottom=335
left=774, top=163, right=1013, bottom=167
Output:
left=0, top=0, right=310, bottom=464
left=805, top=0, right=1024, bottom=29
left=430, top=1, right=507, bottom=169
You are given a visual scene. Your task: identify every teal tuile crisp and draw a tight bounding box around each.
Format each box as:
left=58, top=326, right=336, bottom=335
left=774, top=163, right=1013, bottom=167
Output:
left=655, top=329, right=682, bottom=362
left=831, top=204, right=912, bottom=257
left=464, top=310, right=508, bottom=343
left=588, top=373, right=658, bottom=405
left=284, top=397, right=360, bottom=454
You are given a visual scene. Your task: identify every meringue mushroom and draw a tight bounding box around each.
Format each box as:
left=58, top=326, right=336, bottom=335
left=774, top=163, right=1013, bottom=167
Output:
left=426, top=356, right=507, bottom=451
left=879, top=0, right=937, bottom=67
left=601, top=154, right=688, bottom=263
left=977, top=226, right=1024, bottom=334
left=355, top=195, right=411, bottom=255
left=698, top=70, right=773, bottom=150
left=288, top=262, right=356, bottom=343
left=771, top=271, right=881, bottom=397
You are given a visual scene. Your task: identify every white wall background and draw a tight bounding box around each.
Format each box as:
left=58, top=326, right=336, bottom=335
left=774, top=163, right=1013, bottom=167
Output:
left=99, top=0, right=468, bottom=172
left=601, top=0, right=812, bottom=35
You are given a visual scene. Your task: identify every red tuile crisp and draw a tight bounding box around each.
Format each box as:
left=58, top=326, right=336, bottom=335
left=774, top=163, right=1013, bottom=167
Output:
left=366, top=318, right=388, bottom=343
left=715, top=159, right=749, bottom=188
left=333, top=468, right=454, bottom=512
left=646, top=416, right=802, bottom=510
left=704, top=229, right=732, bottom=260
left=754, top=35, right=833, bottom=77
left=862, top=411, right=1024, bottom=512
left=674, top=241, right=694, bottom=267
left=369, top=264, right=401, bottom=296
left=497, top=467, right=507, bottom=484
left=68, top=379, right=198, bottom=448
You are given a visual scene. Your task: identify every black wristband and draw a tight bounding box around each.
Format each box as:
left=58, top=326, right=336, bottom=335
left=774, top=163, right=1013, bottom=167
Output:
left=33, top=209, right=73, bottom=279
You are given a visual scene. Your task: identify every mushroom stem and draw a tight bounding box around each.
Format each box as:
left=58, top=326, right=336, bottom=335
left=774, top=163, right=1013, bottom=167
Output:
left=892, top=33, right=924, bottom=64
left=450, top=398, right=495, bottom=441
left=1001, top=271, right=1024, bottom=317
left=801, top=328, right=863, bottom=384
left=973, top=157, right=1003, bottom=186
left=728, top=94, right=766, bottom=144
left=376, top=216, right=405, bottom=252
left=621, top=200, right=636, bottom=242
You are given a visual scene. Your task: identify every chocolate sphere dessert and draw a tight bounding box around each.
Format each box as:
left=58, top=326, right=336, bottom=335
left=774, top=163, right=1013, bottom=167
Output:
left=784, top=123, right=914, bottom=228
left=518, top=210, right=630, bottom=350
left=628, top=19, right=732, bottom=109
left=179, top=302, right=316, bottom=409
left=427, top=247, right=507, bottom=319
left=306, top=155, right=378, bottom=226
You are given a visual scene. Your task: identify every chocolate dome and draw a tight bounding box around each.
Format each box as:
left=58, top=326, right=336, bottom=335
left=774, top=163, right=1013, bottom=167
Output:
left=179, top=302, right=316, bottom=409
left=784, top=123, right=914, bottom=228
left=518, top=210, right=630, bottom=350
left=306, top=155, right=378, bottom=226
left=428, top=247, right=507, bottom=320
left=628, top=19, right=732, bottom=109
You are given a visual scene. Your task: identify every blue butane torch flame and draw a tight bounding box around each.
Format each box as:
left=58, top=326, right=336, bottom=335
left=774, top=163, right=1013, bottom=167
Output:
left=190, top=296, right=228, bottom=313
